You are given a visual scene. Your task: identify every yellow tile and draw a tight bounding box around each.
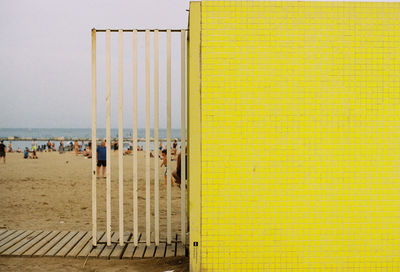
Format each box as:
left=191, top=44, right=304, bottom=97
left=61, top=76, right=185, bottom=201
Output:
left=198, top=1, right=400, bottom=271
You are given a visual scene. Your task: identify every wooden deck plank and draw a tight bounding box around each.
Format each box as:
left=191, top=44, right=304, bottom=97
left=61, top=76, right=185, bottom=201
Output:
left=66, top=232, right=92, bottom=258
left=165, top=243, right=175, bottom=257
left=0, top=230, right=26, bottom=248
left=144, top=245, right=156, bottom=258
left=87, top=232, right=112, bottom=258
left=0, top=230, right=187, bottom=260
left=176, top=244, right=185, bottom=257
left=45, top=231, right=78, bottom=256
left=12, top=231, right=51, bottom=256
left=0, top=230, right=17, bottom=242
left=121, top=233, right=141, bottom=259
left=0, top=229, right=8, bottom=237
left=154, top=242, right=166, bottom=258
left=33, top=231, right=69, bottom=257
left=121, top=243, right=135, bottom=259
left=110, top=232, right=132, bottom=259
left=0, top=230, right=34, bottom=254
left=1, top=230, right=42, bottom=255
left=22, top=231, right=59, bottom=256
left=98, top=231, right=119, bottom=259
left=76, top=232, right=103, bottom=258
left=55, top=231, right=87, bottom=257
left=133, top=241, right=146, bottom=258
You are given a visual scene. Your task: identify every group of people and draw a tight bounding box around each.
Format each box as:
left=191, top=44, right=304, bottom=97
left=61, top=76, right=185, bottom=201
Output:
left=95, top=139, right=186, bottom=188
left=160, top=147, right=186, bottom=188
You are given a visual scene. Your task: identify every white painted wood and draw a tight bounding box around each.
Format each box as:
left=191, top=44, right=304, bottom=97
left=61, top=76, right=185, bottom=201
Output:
left=180, top=29, right=186, bottom=245
left=118, top=29, right=124, bottom=246
left=105, top=29, right=112, bottom=246
left=145, top=29, right=151, bottom=246
left=153, top=29, right=160, bottom=246
left=91, top=29, right=97, bottom=247
left=166, top=29, right=172, bottom=245
left=132, top=30, right=138, bottom=246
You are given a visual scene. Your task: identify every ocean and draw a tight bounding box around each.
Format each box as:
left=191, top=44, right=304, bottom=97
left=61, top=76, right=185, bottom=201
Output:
left=0, top=128, right=185, bottom=151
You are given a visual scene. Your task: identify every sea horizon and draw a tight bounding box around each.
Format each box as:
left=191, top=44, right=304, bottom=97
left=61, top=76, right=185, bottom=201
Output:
left=0, top=128, right=185, bottom=151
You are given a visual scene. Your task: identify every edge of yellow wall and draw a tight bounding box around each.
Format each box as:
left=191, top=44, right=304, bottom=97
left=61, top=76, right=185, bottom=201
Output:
left=188, top=2, right=201, bottom=272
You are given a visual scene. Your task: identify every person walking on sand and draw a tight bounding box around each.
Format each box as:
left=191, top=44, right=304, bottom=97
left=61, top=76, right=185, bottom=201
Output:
left=74, top=140, right=79, bottom=156
left=0, top=140, right=6, bottom=164
left=96, top=140, right=107, bottom=178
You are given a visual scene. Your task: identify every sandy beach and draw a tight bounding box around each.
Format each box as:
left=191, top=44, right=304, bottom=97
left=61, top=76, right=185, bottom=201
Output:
left=0, top=150, right=187, bottom=271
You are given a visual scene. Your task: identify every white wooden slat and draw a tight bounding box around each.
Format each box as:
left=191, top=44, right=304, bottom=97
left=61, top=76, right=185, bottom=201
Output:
left=105, top=29, right=112, bottom=246
left=145, top=29, right=151, bottom=246
left=132, top=29, right=139, bottom=247
left=166, top=29, right=172, bottom=245
left=91, top=28, right=97, bottom=247
left=180, top=29, right=186, bottom=245
left=154, top=29, right=160, bottom=246
left=118, top=29, right=124, bottom=246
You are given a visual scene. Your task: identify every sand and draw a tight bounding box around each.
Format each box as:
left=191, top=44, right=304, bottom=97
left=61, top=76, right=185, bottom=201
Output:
left=0, top=151, right=187, bottom=271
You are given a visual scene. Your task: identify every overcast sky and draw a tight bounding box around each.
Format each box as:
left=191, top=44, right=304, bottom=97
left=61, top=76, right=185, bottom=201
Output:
left=0, top=0, right=191, bottom=128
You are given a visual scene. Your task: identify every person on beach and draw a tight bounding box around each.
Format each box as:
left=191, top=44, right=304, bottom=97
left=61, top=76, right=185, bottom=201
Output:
left=0, top=140, right=6, bottom=164
left=47, top=140, right=51, bottom=152
left=74, top=140, right=79, bottom=156
left=113, top=140, right=118, bottom=152
left=16, top=147, right=21, bottom=153
left=24, top=148, right=29, bottom=159
left=161, top=149, right=168, bottom=185
left=87, top=142, right=92, bottom=158
left=59, top=140, right=64, bottom=154
left=172, top=139, right=178, bottom=157
left=172, top=150, right=187, bottom=188
left=96, top=140, right=106, bottom=178
left=32, top=140, right=36, bottom=152
left=8, top=142, right=13, bottom=152
left=32, top=149, right=38, bottom=159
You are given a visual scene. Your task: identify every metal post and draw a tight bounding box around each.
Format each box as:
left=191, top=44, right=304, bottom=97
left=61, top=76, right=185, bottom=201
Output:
left=154, top=29, right=160, bottom=246
left=166, top=29, right=172, bottom=245
left=132, top=29, right=138, bottom=246
left=118, top=29, right=124, bottom=246
left=91, top=29, right=97, bottom=247
left=105, top=29, right=112, bottom=246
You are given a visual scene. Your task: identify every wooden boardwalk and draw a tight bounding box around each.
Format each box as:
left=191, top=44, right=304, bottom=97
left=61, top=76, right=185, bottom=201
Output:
left=0, top=229, right=186, bottom=259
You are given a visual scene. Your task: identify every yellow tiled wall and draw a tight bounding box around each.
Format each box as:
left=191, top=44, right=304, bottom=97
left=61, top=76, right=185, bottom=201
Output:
left=200, top=1, right=400, bottom=271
